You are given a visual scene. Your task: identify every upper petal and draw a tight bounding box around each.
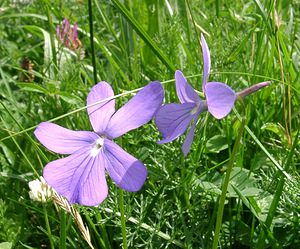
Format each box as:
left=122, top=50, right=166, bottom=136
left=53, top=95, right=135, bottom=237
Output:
left=205, top=82, right=236, bottom=119
left=155, top=103, right=196, bottom=144
left=175, top=70, right=201, bottom=104
left=87, top=81, right=115, bottom=133
left=201, top=34, right=211, bottom=92
left=103, top=139, right=148, bottom=192
left=34, top=122, right=98, bottom=154
left=105, top=81, right=164, bottom=139
left=43, top=147, right=108, bottom=206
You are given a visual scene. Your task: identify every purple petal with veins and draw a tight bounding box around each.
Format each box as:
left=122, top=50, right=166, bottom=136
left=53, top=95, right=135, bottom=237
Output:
left=87, top=81, right=115, bottom=134
left=43, top=147, right=108, bottom=206
left=106, top=81, right=164, bottom=139
left=34, top=122, right=98, bottom=155
left=201, top=34, right=211, bottom=92
left=205, top=82, right=236, bottom=119
left=182, top=118, right=198, bottom=157
left=175, top=70, right=201, bottom=104
left=103, top=139, right=148, bottom=192
left=155, top=102, right=198, bottom=144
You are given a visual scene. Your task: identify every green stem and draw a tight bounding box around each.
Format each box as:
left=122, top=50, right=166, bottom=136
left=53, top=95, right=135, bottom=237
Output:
left=212, top=117, right=246, bottom=249
left=119, top=189, right=128, bottom=249
left=88, top=0, right=98, bottom=84
left=43, top=204, right=55, bottom=249
left=60, top=209, right=67, bottom=249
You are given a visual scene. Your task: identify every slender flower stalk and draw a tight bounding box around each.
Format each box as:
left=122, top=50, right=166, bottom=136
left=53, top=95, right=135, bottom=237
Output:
left=155, top=34, right=270, bottom=156
left=119, top=189, right=128, bottom=249
left=212, top=117, right=246, bottom=249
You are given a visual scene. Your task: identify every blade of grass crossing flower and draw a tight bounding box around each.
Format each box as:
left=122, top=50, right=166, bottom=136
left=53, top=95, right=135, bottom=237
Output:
left=212, top=116, right=246, bottom=249
left=0, top=79, right=174, bottom=142
left=256, top=131, right=299, bottom=248
left=111, top=0, right=176, bottom=72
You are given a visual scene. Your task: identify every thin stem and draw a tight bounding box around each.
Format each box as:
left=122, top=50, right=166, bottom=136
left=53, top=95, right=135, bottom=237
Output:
left=88, top=0, right=98, bottom=84
left=119, top=189, right=128, bottom=249
left=212, top=117, right=246, bottom=249
left=43, top=204, right=55, bottom=249
left=60, top=209, right=67, bottom=249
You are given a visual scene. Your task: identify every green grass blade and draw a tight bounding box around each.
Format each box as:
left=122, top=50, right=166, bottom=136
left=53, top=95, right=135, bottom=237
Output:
left=111, top=0, right=176, bottom=72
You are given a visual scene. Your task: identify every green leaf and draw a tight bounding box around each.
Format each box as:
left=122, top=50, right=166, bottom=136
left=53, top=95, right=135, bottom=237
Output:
left=0, top=242, right=13, bottom=249
left=0, top=142, right=15, bottom=165
left=58, top=92, right=82, bottom=105
left=227, top=167, right=261, bottom=197
left=197, top=181, right=222, bottom=195
left=205, top=134, right=229, bottom=153
left=16, top=82, right=48, bottom=94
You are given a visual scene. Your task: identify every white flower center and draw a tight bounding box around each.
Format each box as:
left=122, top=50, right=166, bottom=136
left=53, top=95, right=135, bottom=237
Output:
left=90, top=138, right=104, bottom=157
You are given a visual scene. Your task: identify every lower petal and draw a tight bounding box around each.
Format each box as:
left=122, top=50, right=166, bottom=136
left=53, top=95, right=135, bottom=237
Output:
left=155, top=103, right=196, bottom=144
left=205, top=82, right=236, bottom=119
left=182, top=119, right=197, bottom=157
left=103, top=139, right=147, bottom=192
left=43, top=148, right=108, bottom=206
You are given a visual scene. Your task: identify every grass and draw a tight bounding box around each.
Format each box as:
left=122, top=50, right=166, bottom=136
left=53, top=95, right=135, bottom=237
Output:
left=0, top=0, right=300, bottom=248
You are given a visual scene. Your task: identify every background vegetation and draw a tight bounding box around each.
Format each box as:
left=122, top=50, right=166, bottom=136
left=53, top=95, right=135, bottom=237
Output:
left=0, top=0, right=299, bottom=248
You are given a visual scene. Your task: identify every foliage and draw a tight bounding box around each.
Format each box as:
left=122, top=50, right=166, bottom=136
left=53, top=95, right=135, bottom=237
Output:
left=0, top=0, right=299, bottom=248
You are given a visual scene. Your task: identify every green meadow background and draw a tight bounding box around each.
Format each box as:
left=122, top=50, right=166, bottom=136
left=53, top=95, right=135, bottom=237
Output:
left=0, top=0, right=299, bottom=248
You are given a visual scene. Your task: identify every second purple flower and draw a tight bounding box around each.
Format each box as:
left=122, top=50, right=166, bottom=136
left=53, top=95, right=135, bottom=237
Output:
left=155, top=34, right=269, bottom=156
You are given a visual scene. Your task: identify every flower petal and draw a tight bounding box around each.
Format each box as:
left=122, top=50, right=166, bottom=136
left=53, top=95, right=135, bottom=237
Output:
left=34, top=122, right=98, bottom=154
left=205, top=82, right=236, bottom=119
left=201, top=34, right=211, bottom=92
left=43, top=147, right=108, bottom=206
left=182, top=118, right=197, bottom=157
left=87, top=81, right=115, bottom=133
left=103, top=139, right=147, bottom=192
left=175, top=70, right=201, bottom=104
left=106, top=81, right=164, bottom=139
left=155, top=103, right=196, bottom=144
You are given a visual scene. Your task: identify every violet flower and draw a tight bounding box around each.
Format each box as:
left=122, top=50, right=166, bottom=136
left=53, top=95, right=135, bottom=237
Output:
left=155, top=34, right=269, bottom=156
left=57, top=18, right=82, bottom=50
left=34, top=81, right=164, bottom=206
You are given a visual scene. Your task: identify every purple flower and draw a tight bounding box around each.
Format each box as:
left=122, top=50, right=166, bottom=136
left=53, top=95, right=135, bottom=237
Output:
left=57, top=18, right=82, bottom=50
left=155, top=34, right=269, bottom=156
left=34, top=81, right=164, bottom=206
